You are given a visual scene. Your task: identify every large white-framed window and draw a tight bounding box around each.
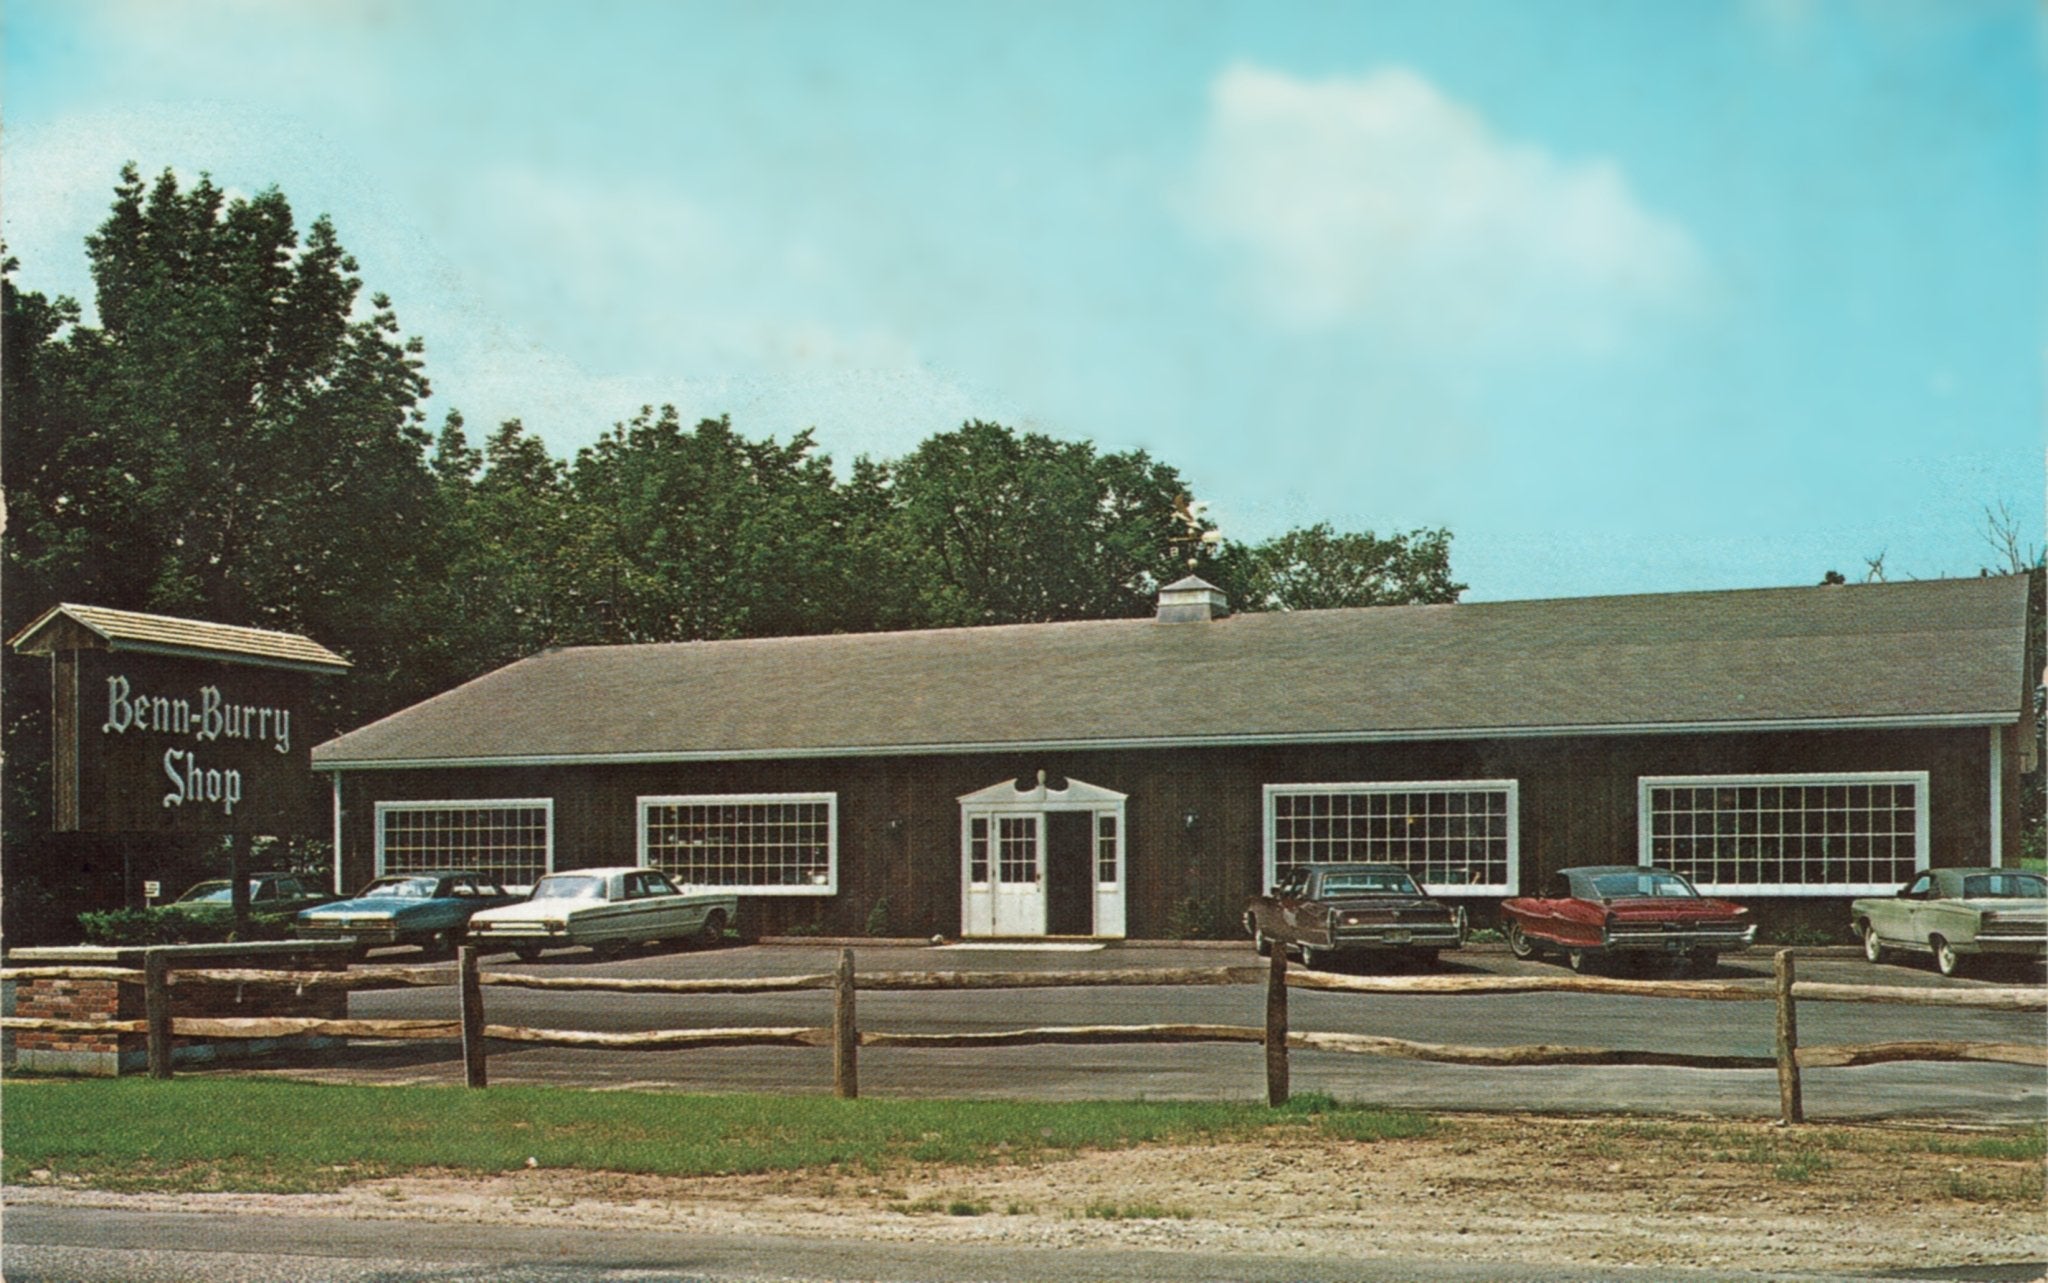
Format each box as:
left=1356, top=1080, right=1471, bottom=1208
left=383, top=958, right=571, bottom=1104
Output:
left=638, top=792, right=838, bottom=895
left=374, top=799, right=554, bottom=888
left=1638, top=772, right=1929, bottom=896
left=1264, top=781, right=1518, bottom=896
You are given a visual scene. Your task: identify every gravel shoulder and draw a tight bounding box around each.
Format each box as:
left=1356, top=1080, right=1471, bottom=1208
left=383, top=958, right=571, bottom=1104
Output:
left=10, top=1114, right=2043, bottom=1275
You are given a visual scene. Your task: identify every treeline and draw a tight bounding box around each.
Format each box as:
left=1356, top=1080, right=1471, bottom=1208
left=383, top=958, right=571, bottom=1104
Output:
left=1, top=165, right=1463, bottom=939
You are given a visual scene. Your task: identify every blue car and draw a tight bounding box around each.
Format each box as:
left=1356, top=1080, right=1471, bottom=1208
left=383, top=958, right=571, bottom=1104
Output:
left=294, top=870, right=523, bottom=958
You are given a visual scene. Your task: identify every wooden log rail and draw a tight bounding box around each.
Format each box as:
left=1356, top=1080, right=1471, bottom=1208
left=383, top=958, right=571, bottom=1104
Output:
left=4, top=950, right=2042, bottom=1124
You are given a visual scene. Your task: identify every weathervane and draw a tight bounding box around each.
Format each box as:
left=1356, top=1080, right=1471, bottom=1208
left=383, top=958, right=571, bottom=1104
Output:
left=1169, top=494, right=1221, bottom=571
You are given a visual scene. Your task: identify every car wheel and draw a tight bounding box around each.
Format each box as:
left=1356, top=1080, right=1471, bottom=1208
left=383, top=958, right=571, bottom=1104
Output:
left=1860, top=922, right=1888, bottom=964
left=697, top=909, right=728, bottom=950
left=347, top=943, right=372, bottom=964
left=420, top=931, right=456, bottom=960
left=1411, top=949, right=1442, bottom=969
left=1932, top=935, right=1963, bottom=978
left=1253, top=928, right=1272, bottom=958
left=1565, top=948, right=1592, bottom=974
left=1507, top=922, right=1537, bottom=960
left=512, top=946, right=544, bottom=963
left=1300, top=944, right=1325, bottom=970
left=1687, top=950, right=1718, bottom=976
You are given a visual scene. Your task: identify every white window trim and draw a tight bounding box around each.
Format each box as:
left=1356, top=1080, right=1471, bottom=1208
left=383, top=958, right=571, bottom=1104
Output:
left=1262, top=780, right=1520, bottom=897
left=637, top=791, right=839, bottom=897
left=1636, top=771, right=1931, bottom=896
left=373, top=798, right=555, bottom=880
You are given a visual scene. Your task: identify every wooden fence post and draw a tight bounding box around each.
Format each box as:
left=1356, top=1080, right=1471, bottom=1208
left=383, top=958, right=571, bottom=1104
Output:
left=459, top=944, right=487, bottom=1089
left=834, top=948, right=859, bottom=1099
left=144, top=949, right=172, bottom=1080
left=1774, top=949, right=1802, bottom=1125
left=1265, top=945, right=1289, bottom=1107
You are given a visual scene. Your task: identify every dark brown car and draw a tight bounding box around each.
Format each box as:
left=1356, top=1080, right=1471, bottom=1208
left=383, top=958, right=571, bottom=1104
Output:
left=1243, top=862, right=1465, bottom=970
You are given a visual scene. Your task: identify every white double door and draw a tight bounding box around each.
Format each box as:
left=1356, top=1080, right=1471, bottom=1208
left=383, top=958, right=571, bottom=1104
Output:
left=959, top=776, right=1126, bottom=938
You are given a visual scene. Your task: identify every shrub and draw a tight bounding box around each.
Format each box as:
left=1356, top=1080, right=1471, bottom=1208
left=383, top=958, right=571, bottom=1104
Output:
left=77, top=905, right=296, bottom=946
left=1164, top=896, right=1218, bottom=940
left=864, top=897, right=892, bottom=937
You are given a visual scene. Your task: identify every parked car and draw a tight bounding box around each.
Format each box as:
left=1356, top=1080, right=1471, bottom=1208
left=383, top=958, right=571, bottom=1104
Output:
left=465, top=866, right=739, bottom=961
left=294, top=870, right=523, bottom=958
left=171, top=872, right=331, bottom=923
left=1850, top=867, right=2047, bottom=977
left=1501, top=865, right=1755, bottom=974
left=1243, top=863, right=1465, bottom=969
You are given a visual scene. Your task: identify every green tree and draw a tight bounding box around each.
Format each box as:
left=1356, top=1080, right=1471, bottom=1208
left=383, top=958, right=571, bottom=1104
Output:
left=51, top=164, right=440, bottom=717
left=879, top=420, right=1200, bottom=625
left=2, top=166, right=443, bottom=940
left=1230, top=522, right=1465, bottom=611
left=569, top=409, right=859, bottom=641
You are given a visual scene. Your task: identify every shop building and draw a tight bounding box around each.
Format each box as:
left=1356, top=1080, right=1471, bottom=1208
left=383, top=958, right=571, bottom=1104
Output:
left=310, top=575, right=2034, bottom=938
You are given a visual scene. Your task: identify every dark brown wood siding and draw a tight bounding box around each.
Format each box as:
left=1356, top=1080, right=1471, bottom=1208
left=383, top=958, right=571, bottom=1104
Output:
left=332, top=723, right=2007, bottom=937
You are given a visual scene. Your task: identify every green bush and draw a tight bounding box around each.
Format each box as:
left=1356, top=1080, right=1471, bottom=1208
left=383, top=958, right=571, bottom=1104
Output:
left=864, top=896, right=892, bottom=936
left=1164, top=896, right=1218, bottom=940
left=77, top=905, right=295, bottom=946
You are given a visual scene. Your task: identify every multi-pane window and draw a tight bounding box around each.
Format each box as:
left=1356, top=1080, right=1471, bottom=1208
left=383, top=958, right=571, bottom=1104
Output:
left=998, top=815, right=1039, bottom=883
left=640, top=793, right=836, bottom=895
left=968, top=816, right=990, bottom=884
left=376, top=800, right=552, bottom=887
left=1265, top=782, right=1517, bottom=894
left=1640, top=773, right=1927, bottom=894
left=1096, top=813, right=1119, bottom=885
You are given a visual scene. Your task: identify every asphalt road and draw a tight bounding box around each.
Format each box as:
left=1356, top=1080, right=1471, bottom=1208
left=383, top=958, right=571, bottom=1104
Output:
left=8, top=1204, right=2045, bottom=1283
left=197, top=940, right=2048, bottom=1123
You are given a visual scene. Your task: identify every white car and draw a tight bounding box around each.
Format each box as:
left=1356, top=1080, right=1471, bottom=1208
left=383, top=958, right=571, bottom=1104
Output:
left=466, top=866, right=738, bottom=961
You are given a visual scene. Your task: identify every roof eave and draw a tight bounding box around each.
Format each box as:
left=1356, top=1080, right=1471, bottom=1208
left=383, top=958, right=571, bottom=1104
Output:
left=310, top=709, right=2020, bottom=772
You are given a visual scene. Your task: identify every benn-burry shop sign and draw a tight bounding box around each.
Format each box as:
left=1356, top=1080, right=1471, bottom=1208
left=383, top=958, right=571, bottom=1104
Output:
left=10, top=605, right=350, bottom=835
left=101, top=665, right=296, bottom=819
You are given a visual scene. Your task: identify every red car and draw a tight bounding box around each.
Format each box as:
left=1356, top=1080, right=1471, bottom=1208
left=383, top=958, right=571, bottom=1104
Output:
left=1502, top=865, right=1755, bottom=975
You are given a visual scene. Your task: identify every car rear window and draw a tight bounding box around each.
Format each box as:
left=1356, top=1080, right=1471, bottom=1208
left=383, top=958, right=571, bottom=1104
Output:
left=1587, top=871, right=1696, bottom=899
left=532, top=875, right=606, bottom=900
left=1321, top=872, right=1419, bottom=895
left=1962, top=873, right=2045, bottom=899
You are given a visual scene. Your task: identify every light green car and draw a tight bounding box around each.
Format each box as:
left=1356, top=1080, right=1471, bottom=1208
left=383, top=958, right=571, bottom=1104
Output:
left=465, top=866, right=738, bottom=961
left=1850, top=867, right=2046, bottom=977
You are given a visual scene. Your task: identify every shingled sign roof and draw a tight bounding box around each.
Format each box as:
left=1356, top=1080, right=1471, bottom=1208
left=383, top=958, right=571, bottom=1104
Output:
left=10, top=603, right=351, bottom=673
left=312, top=575, right=2030, bottom=769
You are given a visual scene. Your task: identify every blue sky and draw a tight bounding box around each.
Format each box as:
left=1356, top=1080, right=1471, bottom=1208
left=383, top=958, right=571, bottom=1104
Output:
left=5, top=0, right=2040, bottom=601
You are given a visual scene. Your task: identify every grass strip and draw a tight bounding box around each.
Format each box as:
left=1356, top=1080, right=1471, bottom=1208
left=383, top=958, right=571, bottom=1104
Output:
left=2, top=1078, right=1421, bottom=1194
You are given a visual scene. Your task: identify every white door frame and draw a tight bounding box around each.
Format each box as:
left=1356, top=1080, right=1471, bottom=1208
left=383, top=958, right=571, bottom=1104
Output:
left=959, top=774, right=1127, bottom=938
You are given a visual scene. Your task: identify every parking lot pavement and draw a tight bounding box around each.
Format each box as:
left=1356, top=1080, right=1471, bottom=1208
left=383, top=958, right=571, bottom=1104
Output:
left=193, top=940, right=2047, bottom=1123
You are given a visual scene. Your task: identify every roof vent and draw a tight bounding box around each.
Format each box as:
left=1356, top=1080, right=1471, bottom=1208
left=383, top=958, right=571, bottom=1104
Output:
left=1156, top=575, right=1229, bottom=623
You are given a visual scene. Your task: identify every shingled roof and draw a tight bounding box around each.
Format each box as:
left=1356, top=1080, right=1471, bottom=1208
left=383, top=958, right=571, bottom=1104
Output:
left=10, top=603, right=351, bottom=673
left=312, top=575, right=2031, bottom=769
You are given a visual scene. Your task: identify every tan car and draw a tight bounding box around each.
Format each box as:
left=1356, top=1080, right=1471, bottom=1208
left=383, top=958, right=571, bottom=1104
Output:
left=1850, top=867, right=2046, bottom=977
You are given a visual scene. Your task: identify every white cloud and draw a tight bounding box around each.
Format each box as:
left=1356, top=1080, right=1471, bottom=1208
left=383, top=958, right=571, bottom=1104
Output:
left=1186, top=65, right=1705, bottom=353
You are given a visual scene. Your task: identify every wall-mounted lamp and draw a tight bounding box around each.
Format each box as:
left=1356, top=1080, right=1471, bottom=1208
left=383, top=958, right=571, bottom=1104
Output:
left=886, top=817, right=905, bottom=835
left=1183, top=809, right=1200, bottom=831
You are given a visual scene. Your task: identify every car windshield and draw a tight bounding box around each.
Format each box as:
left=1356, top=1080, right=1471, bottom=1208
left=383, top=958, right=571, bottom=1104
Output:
left=360, top=878, right=437, bottom=899
left=1961, top=873, right=2045, bottom=899
left=1320, top=872, right=1419, bottom=896
left=1586, top=871, right=1696, bottom=899
left=531, top=875, right=607, bottom=901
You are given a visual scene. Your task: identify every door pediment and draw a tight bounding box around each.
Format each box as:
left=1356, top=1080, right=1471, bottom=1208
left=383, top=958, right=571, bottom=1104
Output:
left=958, top=774, right=1126, bottom=808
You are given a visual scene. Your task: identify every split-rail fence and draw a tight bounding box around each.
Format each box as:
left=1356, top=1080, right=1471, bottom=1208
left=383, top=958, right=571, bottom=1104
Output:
left=4, top=947, right=2042, bottom=1125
